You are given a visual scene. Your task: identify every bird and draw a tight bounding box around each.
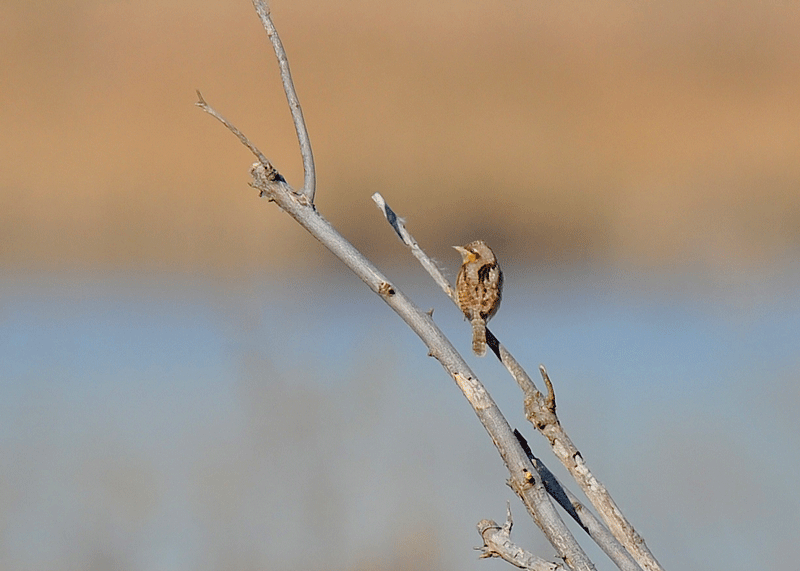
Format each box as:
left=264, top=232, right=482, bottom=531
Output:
left=454, top=240, right=503, bottom=356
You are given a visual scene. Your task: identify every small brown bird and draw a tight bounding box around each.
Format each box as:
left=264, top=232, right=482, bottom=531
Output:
left=454, top=240, right=503, bottom=356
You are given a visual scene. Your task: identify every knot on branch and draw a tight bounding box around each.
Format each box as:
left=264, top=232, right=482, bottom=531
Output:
left=524, top=365, right=559, bottom=432
left=378, top=282, right=396, bottom=297
left=525, top=394, right=559, bottom=431
left=250, top=161, right=286, bottom=190
left=250, top=162, right=311, bottom=206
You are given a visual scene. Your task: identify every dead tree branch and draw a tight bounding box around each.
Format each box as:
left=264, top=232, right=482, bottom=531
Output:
left=526, top=368, right=662, bottom=571
left=198, top=3, right=592, bottom=570
left=515, top=432, right=642, bottom=571
left=370, top=198, right=662, bottom=571
left=477, top=504, right=566, bottom=571
left=198, top=2, right=662, bottom=571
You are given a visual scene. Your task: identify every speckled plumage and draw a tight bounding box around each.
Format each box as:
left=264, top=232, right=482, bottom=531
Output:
left=454, top=240, right=503, bottom=356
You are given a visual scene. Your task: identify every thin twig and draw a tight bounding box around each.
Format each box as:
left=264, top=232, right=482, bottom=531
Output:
left=372, top=192, right=456, bottom=301
left=251, top=0, right=316, bottom=203
left=195, top=90, right=274, bottom=171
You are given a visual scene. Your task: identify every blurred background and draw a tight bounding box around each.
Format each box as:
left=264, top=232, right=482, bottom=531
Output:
left=2, top=0, right=799, bottom=569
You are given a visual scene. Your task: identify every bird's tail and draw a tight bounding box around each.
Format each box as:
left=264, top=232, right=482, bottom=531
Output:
left=471, top=318, right=487, bottom=357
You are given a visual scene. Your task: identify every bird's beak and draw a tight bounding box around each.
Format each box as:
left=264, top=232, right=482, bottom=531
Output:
left=453, top=245, right=471, bottom=261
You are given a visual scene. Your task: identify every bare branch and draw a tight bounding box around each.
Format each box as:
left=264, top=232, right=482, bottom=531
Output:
left=195, top=4, right=676, bottom=570
left=477, top=505, right=566, bottom=571
left=372, top=192, right=457, bottom=302
left=195, top=90, right=274, bottom=171
left=525, top=368, right=663, bottom=571
left=371, top=194, right=662, bottom=571
left=249, top=164, right=596, bottom=570
left=515, top=431, right=643, bottom=571
left=370, top=195, right=554, bottom=409
left=251, top=0, right=316, bottom=203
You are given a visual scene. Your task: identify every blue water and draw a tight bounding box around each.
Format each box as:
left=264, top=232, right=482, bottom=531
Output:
left=1, top=267, right=798, bottom=569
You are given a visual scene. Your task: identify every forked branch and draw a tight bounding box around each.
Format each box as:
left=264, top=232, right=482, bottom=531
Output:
left=251, top=0, right=316, bottom=203
left=197, top=5, right=591, bottom=570
left=197, top=3, right=662, bottom=571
